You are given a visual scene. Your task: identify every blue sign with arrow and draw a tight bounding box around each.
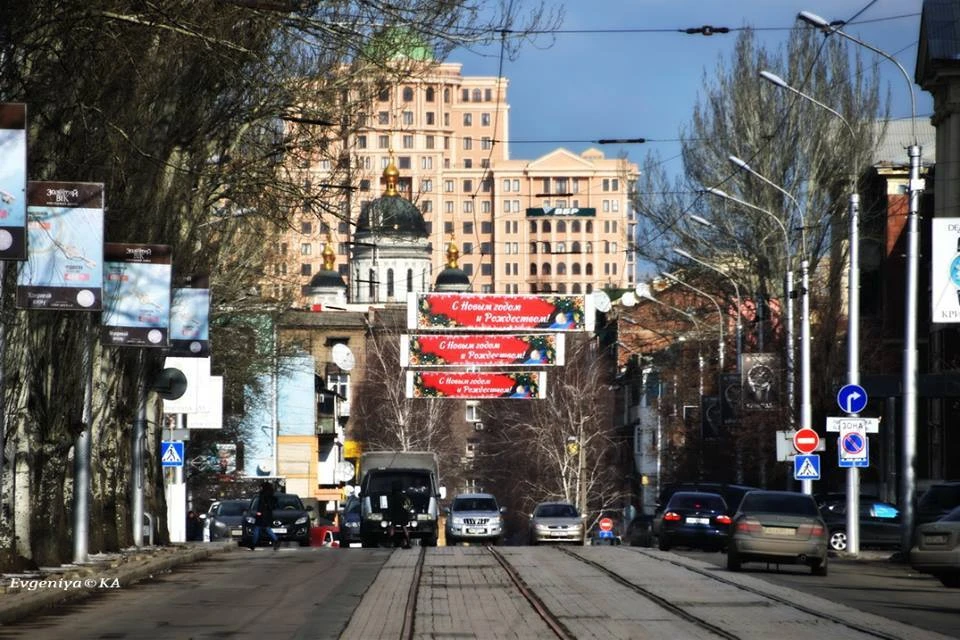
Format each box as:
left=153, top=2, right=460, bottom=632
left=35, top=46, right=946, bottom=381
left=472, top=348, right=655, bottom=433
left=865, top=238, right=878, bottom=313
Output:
left=837, top=384, right=868, bottom=415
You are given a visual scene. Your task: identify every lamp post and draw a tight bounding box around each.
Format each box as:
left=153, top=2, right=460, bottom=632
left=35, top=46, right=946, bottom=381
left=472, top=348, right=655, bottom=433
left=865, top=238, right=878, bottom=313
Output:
left=702, top=188, right=802, bottom=440
left=797, top=6, right=925, bottom=560
left=672, top=247, right=742, bottom=371
left=760, top=68, right=863, bottom=541
left=661, top=272, right=724, bottom=373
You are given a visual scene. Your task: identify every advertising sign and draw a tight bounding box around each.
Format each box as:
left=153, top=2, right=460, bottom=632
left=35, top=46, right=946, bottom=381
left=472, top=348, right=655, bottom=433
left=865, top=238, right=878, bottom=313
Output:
left=401, top=333, right=564, bottom=367
left=410, top=292, right=593, bottom=332
left=740, top=352, right=780, bottom=411
left=931, top=218, right=960, bottom=323
left=0, top=104, right=27, bottom=260
left=406, top=371, right=547, bottom=399
left=525, top=207, right=596, bottom=217
left=102, top=243, right=172, bottom=347
left=719, top=372, right=741, bottom=426
left=169, top=287, right=211, bottom=356
left=17, top=182, right=104, bottom=310
left=701, top=395, right=722, bottom=440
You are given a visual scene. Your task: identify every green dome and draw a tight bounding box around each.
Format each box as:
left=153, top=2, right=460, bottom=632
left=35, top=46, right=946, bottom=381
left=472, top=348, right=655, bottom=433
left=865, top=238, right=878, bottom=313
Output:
left=356, top=195, right=428, bottom=236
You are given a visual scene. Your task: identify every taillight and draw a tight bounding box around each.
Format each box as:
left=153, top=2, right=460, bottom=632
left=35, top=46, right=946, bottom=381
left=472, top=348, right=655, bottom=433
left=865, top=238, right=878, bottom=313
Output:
left=715, top=514, right=732, bottom=525
left=663, top=511, right=682, bottom=522
left=809, top=524, right=825, bottom=537
left=736, top=518, right=761, bottom=534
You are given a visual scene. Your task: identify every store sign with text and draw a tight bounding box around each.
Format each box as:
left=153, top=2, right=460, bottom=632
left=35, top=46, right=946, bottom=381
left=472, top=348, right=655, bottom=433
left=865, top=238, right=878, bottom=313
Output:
left=526, top=207, right=595, bottom=217
left=406, top=371, right=547, bottom=399
left=102, top=243, right=172, bottom=347
left=409, top=292, right=593, bottom=332
left=401, top=333, right=564, bottom=367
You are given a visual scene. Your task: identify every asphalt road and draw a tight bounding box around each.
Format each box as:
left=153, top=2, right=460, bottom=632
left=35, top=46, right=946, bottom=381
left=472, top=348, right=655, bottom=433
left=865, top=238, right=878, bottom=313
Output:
left=672, top=548, right=960, bottom=638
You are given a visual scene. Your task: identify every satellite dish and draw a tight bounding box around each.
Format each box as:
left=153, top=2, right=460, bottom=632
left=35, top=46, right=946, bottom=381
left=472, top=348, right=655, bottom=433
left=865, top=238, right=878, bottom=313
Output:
left=152, top=368, right=187, bottom=400
left=332, top=343, right=355, bottom=371
left=592, top=290, right=612, bottom=313
left=620, top=291, right=637, bottom=307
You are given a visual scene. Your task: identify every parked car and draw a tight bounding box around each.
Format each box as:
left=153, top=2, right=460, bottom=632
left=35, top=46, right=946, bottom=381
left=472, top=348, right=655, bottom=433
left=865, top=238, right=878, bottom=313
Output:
left=240, top=492, right=312, bottom=547
left=916, top=482, right=960, bottom=527
left=338, top=496, right=362, bottom=548
left=445, top=492, right=505, bottom=545
left=657, top=491, right=730, bottom=552
left=203, top=499, right=250, bottom=541
left=819, top=499, right=901, bottom=552
left=628, top=482, right=758, bottom=547
left=528, top=502, right=585, bottom=545
left=910, top=505, right=960, bottom=588
left=727, top=490, right=829, bottom=576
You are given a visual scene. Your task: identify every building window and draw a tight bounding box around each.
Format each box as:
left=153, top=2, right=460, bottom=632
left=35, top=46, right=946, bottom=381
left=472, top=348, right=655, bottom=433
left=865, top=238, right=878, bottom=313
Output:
left=481, top=158, right=490, bottom=168
left=402, top=87, right=413, bottom=101
left=612, top=199, right=620, bottom=212
left=301, top=221, right=312, bottom=234
left=557, top=221, right=566, bottom=233
left=387, top=268, right=395, bottom=298
left=378, top=134, right=389, bottom=149
left=445, top=180, right=454, bottom=192
left=543, top=220, right=552, bottom=233
left=368, top=269, right=375, bottom=299
left=463, top=201, right=473, bottom=213
left=572, top=263, right=581, bottom=275
left=542, top=262, right=552, bottom=275
left=301, top=243, right=312, bottom=255
left=377, top=85, right=390, bottom=101
left=586, top=264, right=593, bottom=276
left=480, top=242, right=491, bottom=255
left=530, top=263, right=537, bottom=275
left=556, top=242, right=566, bottom=253
left=463, top=179, right=473, bottom=192
left=503, top=179, right=511, bottom=192
left=426, top=135, right=435, bottom=149
left=402, top=111, right=413, bottom=125
left=378, top=111, right=389, bottom=125
left=484, top=88, right=492, bottom=101
left=426, top=112, right=435, bottom=125
left=463, top=137, right=472, bottom=150
left=463, top=263, right=474, bottom=276
left=421, top=200, right=433, bottom=213
left=426, top=87, right=435, bottom=102
left=602, top=178, right=610, bottom=191
left=482, top=113, right=491, bottom=126
left=463, top=113, right=473, bottom=126
left=530, top=242, right=538, bottom=254
left=557, top=263, right=566, bottom=275
left=464, top=159, right=472, bottom=168
left=301, top=263, right=312, bottom=276
left=402, top=134, right=414, bottom=149
left=481, top=263, right=492, bottom=276
left=421, top=156, right=433, bottom=170
left=481, top=137, right=492, bottom=150
left=445, top=201, right=454, bottom=214
left=444, top=221, right=454, bottom=233
left=481, top=221, right=492, bottom=234
left=462, top=88, right=470, bottom=101
left=357, top=135, right=367, bottom=149
left=463, top=221, right=474, bottom=234
left=466, top=401, right=480, bottom=423
left=398, top=156, right=411, bottom=169
left=443, top=88, right=450, bottom=102
left=407, top=269, right=414, bottom=292
left=603, top=200, right=610, bottom=213
left=472, top=89, right=482, bottom=101
left=586, top=221, right=593, bottom=233
left=421, top=179, right=433, bottom=192
left=542, top=242, right=551, bottom=253
left=463, top=242, right=473, bottom=254
left=481, top=201, right=491, bottom=213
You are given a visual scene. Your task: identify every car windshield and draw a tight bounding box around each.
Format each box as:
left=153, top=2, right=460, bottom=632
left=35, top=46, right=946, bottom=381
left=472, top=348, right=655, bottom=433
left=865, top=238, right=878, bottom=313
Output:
left=218, top=501, right=247, bottom=516
left=366, top=472, right=431, bottom=494
left=275, top=495, right=304, bottom=510
left=669, top=494, right=726, bottom=511
left=740, top=492, right=819, bottom=516
left=536, top=504, right=578, bottom=518
left=919, top=485, right=960, bottom=510
left=940, top=506, right=960, bottom=522
left=453, top=498, right=498, bottom=511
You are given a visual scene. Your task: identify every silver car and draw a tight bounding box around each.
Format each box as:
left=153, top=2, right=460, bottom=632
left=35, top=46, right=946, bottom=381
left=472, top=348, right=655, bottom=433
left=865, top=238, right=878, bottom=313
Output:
left=529, top=501, right=585, bottom=545
left=445, top=493, right=504, bottom=545
left=726, top=490, right=828, bottom=576
left=910, top=505, right=960, bottom=588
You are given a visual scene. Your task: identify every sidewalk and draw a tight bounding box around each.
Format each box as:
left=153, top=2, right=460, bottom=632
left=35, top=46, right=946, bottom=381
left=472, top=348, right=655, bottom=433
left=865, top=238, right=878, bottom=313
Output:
left=0, top=541, right=235, bottom=625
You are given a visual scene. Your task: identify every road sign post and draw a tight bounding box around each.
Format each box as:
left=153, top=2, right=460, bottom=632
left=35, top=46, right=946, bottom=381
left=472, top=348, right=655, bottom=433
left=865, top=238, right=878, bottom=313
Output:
left=837, top=383, right=869, bottom=558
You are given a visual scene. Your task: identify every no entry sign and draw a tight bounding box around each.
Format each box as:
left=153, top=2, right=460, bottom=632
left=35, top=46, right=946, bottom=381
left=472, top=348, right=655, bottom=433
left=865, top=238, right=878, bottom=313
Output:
left=793, top=428, right=820, bottom=455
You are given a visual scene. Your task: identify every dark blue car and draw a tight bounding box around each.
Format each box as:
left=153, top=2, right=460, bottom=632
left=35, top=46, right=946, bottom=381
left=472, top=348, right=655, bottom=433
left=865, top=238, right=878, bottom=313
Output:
left=657, top=491, right=731, bottom=552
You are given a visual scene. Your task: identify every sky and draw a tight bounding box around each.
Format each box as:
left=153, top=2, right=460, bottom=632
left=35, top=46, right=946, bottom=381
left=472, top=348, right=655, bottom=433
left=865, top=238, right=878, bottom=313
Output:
left=454, top=0, right=932, bottom=180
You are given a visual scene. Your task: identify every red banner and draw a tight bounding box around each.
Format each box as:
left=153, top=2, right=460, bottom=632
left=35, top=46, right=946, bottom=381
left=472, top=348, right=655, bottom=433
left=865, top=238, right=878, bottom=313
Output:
left=401, top=333, right=563, bottom=367
left=406, top=371, right=546, bottom=399
left=409, top=293, right=592, bottom=332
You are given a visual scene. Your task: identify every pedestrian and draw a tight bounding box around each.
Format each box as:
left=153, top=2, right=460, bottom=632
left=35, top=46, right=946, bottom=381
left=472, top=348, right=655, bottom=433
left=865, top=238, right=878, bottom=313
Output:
left=387, top=480, right=412, bottom=549
left=186, top=510, right=203, bottom=541
left=249, top=482, right=280, bottom=551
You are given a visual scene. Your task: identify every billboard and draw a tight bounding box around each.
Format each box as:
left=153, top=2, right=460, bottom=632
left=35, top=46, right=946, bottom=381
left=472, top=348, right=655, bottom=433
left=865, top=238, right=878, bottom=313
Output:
left=410, top=292, right=593, bottom=332
left=740, top=352, right=780, bottom=411
left=931, top=218, right=960, bottom=323
left=102, top=243, right=172, bottom=347
left=401, top=333, right=564, bottom=367
left=719, top=372, right=741, bottom=426
left=0, top=104, right=27, bottom=260
left=17, top=182, right=104, bottom=310
left=406, top=371, right=547, bottom=399
left=525, top=206, right=596, bottom=217
left=701, top=395, right=722, bottom=440
left=169, top=287, right=211, bottom=356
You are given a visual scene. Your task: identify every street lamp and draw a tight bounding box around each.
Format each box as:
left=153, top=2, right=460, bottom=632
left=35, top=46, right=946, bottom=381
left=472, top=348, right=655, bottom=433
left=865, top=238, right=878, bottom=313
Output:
left=661, top=271, right=724, bottom=373
left=798, top=5, right=925, bottom=560
left=760, top=67, right=864, bottom=534
left=672, top=247, right=742, bottom=371
left=701, top=187, right=803, bottom=438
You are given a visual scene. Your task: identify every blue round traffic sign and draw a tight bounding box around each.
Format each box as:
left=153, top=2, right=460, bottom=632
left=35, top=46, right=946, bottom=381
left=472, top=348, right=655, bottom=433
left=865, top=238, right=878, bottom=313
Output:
left=841, top=432, right=866, bottom=455
left=837, top=384, right=868, bottom=414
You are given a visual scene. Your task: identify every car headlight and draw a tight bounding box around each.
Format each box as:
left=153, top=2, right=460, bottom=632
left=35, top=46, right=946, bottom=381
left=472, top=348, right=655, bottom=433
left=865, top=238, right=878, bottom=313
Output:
left=244, top=516, right=255, bottom=524
left=451, top=517, right=464, bottom=525
left=535, top=524, right=551, bottom=531
left=295, top=516, right=308, bottom=525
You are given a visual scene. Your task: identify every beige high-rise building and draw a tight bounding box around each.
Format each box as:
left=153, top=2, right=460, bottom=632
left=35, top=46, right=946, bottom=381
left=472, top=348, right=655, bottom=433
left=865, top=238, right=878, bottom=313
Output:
left=273, top=61, right=639, bottom=306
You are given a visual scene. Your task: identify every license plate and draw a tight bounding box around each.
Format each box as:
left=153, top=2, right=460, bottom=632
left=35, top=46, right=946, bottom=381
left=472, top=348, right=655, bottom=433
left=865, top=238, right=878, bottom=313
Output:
left=685, top=517, right=709, bottom=525
left=763, top=526, right=795, bottom=536
left=272, top=527, right=287, bottom=534
left=551, top=531, right=568, bottom=537
left=231, top=528, right=242, bottom=535
left=925, top=534, right=948, bottom=545
left=466, top=528, right=485, bottom=534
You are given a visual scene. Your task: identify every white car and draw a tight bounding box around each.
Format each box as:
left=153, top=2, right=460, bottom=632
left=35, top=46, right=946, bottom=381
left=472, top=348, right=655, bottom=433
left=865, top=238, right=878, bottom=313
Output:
left=445, top=493, right=504, bottom=545
left=529, top=501, right=585, bottom=545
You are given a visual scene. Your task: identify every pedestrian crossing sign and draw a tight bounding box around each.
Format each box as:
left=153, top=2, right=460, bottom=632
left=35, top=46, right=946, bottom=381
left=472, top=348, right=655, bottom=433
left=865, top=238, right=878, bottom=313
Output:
left=794, top=454, right=820, bottom=481
left=161, top=441, right=184, bottom=468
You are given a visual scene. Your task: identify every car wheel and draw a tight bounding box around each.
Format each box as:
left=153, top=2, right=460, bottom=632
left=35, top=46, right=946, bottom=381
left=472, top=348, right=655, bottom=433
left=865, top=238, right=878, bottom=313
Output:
left=811, top=558, right=828, bottom=576
left=658, top=537, right=671, bottom=552
left=726, top=547, right=741, bottom=572
left=828, top=529, right=847, bottom=552
left=938, top=574, right=960, bottom=588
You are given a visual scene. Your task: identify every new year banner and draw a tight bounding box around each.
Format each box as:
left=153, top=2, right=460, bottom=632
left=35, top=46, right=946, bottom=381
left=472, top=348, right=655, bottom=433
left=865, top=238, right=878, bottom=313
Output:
left=0, top=104, right=27, bottom=260
left=401, top=333, right=564, bottom=367
left=406, top=371, right=547, bottom=399
left=17, top=182, right=104, bottom=310
left=409, top=292, right=593, bottom=332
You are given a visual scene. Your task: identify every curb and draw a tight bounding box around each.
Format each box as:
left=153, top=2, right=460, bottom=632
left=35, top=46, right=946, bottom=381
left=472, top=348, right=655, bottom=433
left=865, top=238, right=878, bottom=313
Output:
left=0, top=543, right=234, bottom=626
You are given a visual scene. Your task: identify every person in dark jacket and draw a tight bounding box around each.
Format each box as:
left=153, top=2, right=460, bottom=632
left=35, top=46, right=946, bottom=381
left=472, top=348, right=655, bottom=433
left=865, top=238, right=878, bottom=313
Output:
left=186, top=510, right=204, bottom=541
left=249, top=482, right=280, bottom=550
left=388, top=480, right=412, bottom=549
